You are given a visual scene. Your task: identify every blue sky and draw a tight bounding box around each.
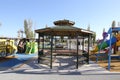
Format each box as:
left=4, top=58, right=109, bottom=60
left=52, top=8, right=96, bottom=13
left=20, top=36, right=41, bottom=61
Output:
left=0, top=0, right=120, bottom=39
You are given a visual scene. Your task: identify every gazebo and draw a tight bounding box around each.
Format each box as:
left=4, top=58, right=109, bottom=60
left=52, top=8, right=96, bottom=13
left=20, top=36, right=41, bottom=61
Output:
left=35, top=19, right=94, bottom=69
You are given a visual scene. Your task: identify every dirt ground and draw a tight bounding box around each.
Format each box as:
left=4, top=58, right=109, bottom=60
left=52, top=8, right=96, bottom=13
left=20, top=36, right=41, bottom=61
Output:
left=90, top=54, right=120, bottom=72
left=98, top=60, right=120, bottom=72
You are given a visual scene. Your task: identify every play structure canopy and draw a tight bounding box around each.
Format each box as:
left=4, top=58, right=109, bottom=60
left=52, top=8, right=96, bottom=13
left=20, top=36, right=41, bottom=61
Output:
left=35, top=19, right=95, bottom=69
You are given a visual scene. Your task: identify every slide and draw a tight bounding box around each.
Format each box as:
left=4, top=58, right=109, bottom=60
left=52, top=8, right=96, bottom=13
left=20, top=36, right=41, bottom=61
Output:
left=25, top=42, right=32, bottom=54
left=91, top=34, right=120, bottom=52
left=116, top=40, right=120, bottom=46
left=25, top=42, right=38, bottom=54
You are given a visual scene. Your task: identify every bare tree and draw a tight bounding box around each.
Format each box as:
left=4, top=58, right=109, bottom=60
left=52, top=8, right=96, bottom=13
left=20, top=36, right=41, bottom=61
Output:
left=112, top=20, right=116, bottom=28
left=87, top=24, right=90, bottom=31
left=17, top=29, right=24, bottom=38
left=103, top=28, right=105, bottom=33
left=17, top=30, right=20, bottom=38
left=118, top=22, right=120, bottom=26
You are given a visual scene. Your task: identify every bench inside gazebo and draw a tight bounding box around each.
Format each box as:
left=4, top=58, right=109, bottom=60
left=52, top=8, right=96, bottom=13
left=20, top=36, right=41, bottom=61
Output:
left=35, top=19, right=95, bottom=69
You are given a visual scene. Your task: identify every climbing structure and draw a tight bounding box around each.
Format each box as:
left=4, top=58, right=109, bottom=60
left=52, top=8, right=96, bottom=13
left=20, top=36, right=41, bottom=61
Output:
left=107, top=27, right=120, bottom=70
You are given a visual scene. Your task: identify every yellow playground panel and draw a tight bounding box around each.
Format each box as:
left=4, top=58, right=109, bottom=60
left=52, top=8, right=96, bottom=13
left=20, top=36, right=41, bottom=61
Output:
left=0, top=39, right=6, bottom=57
left=0, top=38, right=17, bottom=57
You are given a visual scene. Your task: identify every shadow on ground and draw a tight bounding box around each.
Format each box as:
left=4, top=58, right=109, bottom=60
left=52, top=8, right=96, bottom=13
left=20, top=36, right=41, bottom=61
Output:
left=1, top=55, right=120, bottom=75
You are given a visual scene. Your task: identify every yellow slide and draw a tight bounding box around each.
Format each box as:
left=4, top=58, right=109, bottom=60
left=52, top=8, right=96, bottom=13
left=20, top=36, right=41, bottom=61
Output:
left=116, top=40, right=120, bottom=46
left=91, top=46, right=99, bottom=52
left=6, top=40, right=17, bottom=54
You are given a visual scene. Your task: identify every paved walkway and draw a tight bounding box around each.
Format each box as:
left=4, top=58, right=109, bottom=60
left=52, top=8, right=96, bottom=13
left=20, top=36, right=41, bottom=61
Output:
left=0, top=55, right=120, bottom=80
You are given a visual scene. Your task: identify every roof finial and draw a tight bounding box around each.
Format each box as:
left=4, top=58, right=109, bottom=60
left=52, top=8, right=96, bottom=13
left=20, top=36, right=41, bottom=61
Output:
left=53, top=19, right=75, bottom=26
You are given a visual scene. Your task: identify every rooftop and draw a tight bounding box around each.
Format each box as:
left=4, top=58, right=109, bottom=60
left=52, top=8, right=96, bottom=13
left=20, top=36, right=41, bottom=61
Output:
left=35, top=19, right=95, bottom=37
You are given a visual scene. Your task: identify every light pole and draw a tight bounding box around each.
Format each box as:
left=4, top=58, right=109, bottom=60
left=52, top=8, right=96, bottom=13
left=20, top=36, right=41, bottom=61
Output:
left=17, top=29, right=24, bottom=39
left=20, top=30, right=24, bottom=38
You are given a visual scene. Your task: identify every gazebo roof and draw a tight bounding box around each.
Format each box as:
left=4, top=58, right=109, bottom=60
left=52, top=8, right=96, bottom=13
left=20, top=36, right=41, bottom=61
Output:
left=35, top=20, right=94, bottom=37
left=53, top=19, right=75, bottom=26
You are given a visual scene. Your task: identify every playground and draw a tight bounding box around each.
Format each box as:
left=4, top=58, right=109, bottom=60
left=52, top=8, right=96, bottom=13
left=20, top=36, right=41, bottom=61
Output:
left=90, top=54, right=120, bottom=72
left=1, top=54, right=120, bottom=80
left=1, top=20, right=120, bottom=72
left=1, top=20, right=120, bottom=80
left=90, top=27, right=120, bottom=71
left=1, top=53, right=120, bottom=72
left=98, top=60, right=120, bottom=72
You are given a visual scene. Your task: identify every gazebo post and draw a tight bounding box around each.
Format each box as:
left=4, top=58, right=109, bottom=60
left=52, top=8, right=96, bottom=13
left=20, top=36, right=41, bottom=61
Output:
left=87, top=35, right=90, bottom=64
left=76, top=35, right=79, bottom=69
left=50, top=35, right=53, bottom=69
left=42, top=35, right=44, bottom=51
left=38, top=34, right=40, bottom=63
left=69, top=36, right=71, bottom=50
left=55, top=36, right=56, bottom=52
left=82, top=37, right=84, bottom=52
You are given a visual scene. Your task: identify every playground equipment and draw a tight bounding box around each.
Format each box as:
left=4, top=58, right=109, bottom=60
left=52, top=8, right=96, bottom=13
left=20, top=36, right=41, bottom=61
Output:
left=91, top=27, right=120, bottom=70
left=107, top=27, right=120, bottom=70
left=0, top=38, right=17, bottom=57
left=17, top=39, right=38, bottom=54
left=91, top=34, right=120, bottom=52
left=25, top=41, right=38, bottom=54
